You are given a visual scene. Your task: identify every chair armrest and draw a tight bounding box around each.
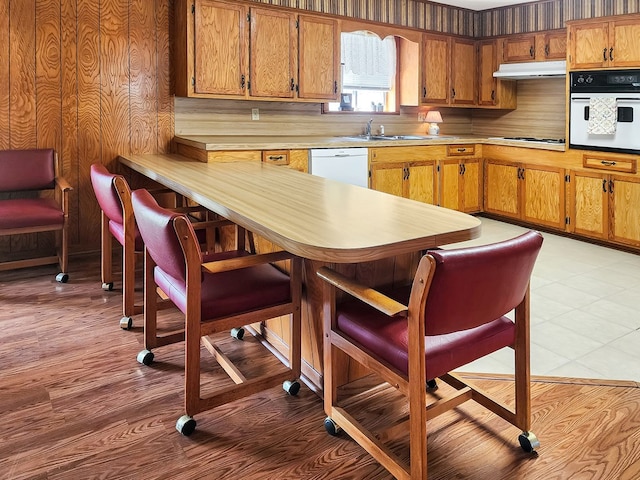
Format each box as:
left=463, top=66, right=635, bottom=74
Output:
left=191, top=219, right=234, bottom=230
left=317, top=266, right=408, bottom=318
left=202, top=250, right=295, bottom=274
left=56, top=176, right=73, bottom=192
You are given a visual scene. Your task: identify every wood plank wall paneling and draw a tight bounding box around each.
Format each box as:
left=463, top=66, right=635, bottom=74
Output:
left=0, top=0, right=174, bottom=259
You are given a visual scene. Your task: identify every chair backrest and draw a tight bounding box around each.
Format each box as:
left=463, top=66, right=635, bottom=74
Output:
left=90, top=164, right=126, bottom=225
left=0, top=149, right=56, bottom=192
left=131, top=189, right=199, bottom=284
left=422, top=231, right=543, bottom=336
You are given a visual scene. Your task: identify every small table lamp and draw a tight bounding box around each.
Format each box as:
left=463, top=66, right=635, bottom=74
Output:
left=425, top=110, right=443, bottom=135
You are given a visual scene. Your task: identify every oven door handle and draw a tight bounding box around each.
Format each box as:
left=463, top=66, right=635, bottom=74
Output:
left=616, top=97, right=640, bottom=101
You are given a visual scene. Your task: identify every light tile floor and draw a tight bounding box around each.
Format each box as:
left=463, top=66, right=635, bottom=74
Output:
left=448, top=217, right=640, bottom=382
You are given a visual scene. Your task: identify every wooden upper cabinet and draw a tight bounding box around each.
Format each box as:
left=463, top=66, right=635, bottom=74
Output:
left=568, top=16, right=640, bottom=70
left=451, top=38, right=476, bottom=106
left=298, top=15, right=339, bottom=100
left=538, top=30, right=567, bottom=60
left=502, top=30, right=566, bottom=63
left=421, top=34, right=450, bottom=105
left=477, top=39, right=516, bottom=109
left=249, top=8, right=297, bottom=99
left=193, top=0, right=247, bottom=96
left=503, top=34, right=536, bottom=62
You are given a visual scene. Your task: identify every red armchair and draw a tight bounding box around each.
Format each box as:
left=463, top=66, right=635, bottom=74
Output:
left=318, top=231, right=543, bottom=479
left=131, top=189, right=302, bottom=436
left=0, top=149, right=71, bottom=282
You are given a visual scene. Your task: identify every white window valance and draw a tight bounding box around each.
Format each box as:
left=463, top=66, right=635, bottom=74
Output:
left=341, top=31, right=396, bottom=90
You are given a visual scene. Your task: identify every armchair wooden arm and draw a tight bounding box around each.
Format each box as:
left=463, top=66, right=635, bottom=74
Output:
left=55, top=176, right=73, bottom=192
left=202, top=250, right=296, bottom=274
left=316, top=266, right=408, bottom=318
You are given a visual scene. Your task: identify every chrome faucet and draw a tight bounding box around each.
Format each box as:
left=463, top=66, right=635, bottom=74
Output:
left=364, top=118, right=373, bottom=136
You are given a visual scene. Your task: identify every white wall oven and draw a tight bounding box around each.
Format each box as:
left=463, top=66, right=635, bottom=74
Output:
left=569, top=70, right=640, bottom=154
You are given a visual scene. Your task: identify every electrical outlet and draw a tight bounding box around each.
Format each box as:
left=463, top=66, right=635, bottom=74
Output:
left=417, top=112, right=426, bottom=122
left=252, top=108, right=260, bottom=121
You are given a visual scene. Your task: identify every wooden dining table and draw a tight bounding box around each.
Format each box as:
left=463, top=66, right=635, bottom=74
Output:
left=119, top=152, right=482, bottom=390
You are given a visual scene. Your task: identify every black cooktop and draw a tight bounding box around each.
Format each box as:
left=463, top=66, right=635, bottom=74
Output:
left=503, top=137, right=566, bottom=144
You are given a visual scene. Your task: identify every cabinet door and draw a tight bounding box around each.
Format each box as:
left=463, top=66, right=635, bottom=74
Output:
left=249, top=8, right=296, bottom=98
left=477, top=40, right=498, bottom=107
left=297, top=15, right=338, bottom=100
left=407, top=161, right=437, bottom=205
left=521, top=165, right=565, bottom=229
left=484, top=161, right=519, bottom=218
left=462, top=159, right=482, bottom=213
left=569, top=170, right=608, bottom=240
left=422, top=34, right=449, bottom=105
left=194, top=0, right=247, bottom=96
left=439, top=159, right=461, bottom=210
left=451, top=39, right=476, bottom=106
left=610, top=175, right=640, bottom=247
left=610, top=20, right=640, bottom=68
left=568, top=23, right=608, bottom=69
left=503, top=34, right=535, bottom=62
left=371, top=163, right=404, bottom=198
left=539, top=30, right=567, bottom=60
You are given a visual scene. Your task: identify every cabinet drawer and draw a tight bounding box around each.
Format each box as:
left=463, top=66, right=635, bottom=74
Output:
left=262, top=150, right=290, bottom=165
left=583, top=154, right=637, bottom=174
left=447, top=144, right=476, bottom=156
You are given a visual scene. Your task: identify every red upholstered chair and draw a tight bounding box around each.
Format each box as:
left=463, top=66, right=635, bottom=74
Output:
left=90, top=164, right=219, bottom=329
left=317, top=231, right=544, bottom=479
left=131, top=188, right=302, bottom=436
left=0, top=149, right=71, bottom=282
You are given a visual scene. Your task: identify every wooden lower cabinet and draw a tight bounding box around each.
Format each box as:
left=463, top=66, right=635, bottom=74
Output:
left=371, top=161, right=437, bottom=204
left=439, top=158, right=482, bottom=213
left=484, top=159, right=566, bottom=230
left=569, top=170, right=640, bottom=247
left=369, top=147, right=438, bottom=204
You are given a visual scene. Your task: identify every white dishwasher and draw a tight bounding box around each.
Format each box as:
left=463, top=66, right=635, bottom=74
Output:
left=309, top=148, right=369, bottom=188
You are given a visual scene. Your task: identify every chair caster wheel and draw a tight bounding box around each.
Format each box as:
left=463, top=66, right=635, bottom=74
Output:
left=230, top=327, right=245, bottom=340
left=137, top=349, right=154, bottom=366
left=56, top=273, right=69, bottom=283
left=324, top=417, right=341, bottom=436
left=176, top=415, right=196, bottom=436
left=518, top=431, right=540, bottom=453
left=283, top=380, right=300, bottom=396
left=120, top=316, right=133, bottom=330
left=102, top=282, right=114, bottom=291
left=426, top=379, right=438, bottom=390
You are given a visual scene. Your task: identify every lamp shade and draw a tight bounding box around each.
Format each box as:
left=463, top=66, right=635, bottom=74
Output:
left=425, top=110, right=443, bottom=123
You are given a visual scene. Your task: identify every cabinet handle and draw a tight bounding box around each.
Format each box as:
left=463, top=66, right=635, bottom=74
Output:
left=290, top=78, right=295, bottom=91
left=603, top=47, right=607, bottom=61
left=462, top=164, right=466, bottom=174
left=601, top=160, right=616, bottom=166
left=459, top=164, right=463, bottom=175
left=491, top=90, right=495, bottom=100
left=241, top=74, right=246, bottom=90
left=457, top=148, right=466, bottom=152
left=334, top=81, right=338, bottom=94
left=602, top=179, right=607, bottom=192
left=529, top=46, right=534, bottom=58
left=544, top=44, right=550, bottom=57
left=423, top=86, right=427, bottom=98
left=269, top=155, right=283, bottom=161
left=609, top=47, right=614, bottom=61
left=609, top=179, right=614, bottom=193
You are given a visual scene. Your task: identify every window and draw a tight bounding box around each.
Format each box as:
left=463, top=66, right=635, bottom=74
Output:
left=327, top=31, right=398, bottom=113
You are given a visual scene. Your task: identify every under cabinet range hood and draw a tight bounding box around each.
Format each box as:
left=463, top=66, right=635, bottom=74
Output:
left=493, top=60, right=567, bottom=79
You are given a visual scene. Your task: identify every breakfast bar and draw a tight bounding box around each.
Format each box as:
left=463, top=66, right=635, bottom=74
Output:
left=119, top=152, right=482, bottom=390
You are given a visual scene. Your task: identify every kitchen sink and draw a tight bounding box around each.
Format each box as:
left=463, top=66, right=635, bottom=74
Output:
left=340, top=134, right=459, bottom=141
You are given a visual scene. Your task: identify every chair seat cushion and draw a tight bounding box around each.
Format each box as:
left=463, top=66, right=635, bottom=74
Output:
left=336, top=287, right=516, bottom=381
left=0, top=198, right=63, bottom=229
left=155, top=250, right=292, bottom=319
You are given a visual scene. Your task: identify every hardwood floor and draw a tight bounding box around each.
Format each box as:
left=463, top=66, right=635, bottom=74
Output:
left=1, top=256, right=639, bottom=479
